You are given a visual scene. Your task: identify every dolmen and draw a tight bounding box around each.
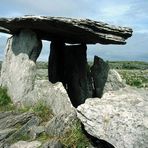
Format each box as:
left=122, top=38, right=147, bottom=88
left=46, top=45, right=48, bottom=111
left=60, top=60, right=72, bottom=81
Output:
left=0, top=16, right=133, bottom=107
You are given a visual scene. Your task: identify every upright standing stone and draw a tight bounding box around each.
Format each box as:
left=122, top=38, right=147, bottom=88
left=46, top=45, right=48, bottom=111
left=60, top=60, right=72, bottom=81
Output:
left=48, top=42, right=91, bottom=107
left=64, top=44, right=91, bottom=107
left=91, top=56, right=109, bottom=98
left=48, top=41, right=65, bottom=83
left=0, top=29, right=42, bottom=104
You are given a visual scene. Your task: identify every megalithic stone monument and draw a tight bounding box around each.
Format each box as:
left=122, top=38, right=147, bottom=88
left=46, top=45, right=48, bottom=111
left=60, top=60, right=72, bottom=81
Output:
left=0, top=16, right=132, bottom=107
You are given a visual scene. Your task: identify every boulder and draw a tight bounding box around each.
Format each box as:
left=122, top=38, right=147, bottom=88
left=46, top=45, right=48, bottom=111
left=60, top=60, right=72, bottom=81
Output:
left=32, top=80, right=74, bottom=115
left=77, top=87, right=148, bottom=148
left=103, top=69, right=126, bottom=93
left=0, top=16, right=132, bottom=44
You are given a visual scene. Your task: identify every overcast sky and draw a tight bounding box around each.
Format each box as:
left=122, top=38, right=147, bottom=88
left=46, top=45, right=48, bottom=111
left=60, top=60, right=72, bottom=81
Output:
left=0, top=0, right=148, bottom=61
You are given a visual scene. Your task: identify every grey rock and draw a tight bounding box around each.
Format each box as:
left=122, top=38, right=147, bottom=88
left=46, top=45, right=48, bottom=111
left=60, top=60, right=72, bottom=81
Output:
left=6, top=115, right=40, bottom=143
left=103, top=69, right=126, bottom=93
left=0, top=29, right=74, bottom=115
left=0, top=112, right=35, bottom=129
left=0, top=128, right=17, bottom=141
left=0, top=16, right=132, bottom=44
left=45, top=111, right=77, bottom=137
left=10, top=140, right=41, bottom=148
left=42, top=139, right=63, bottom=148
left=91, top=56, right=109, bottom=98
left=32, top=80, right=75, bottom=115
left=77, top=87, right=148, bottom=148
left=0, top=29, right=42, bottom=104
left=29, top=126, right=45, bottom=140
left=48, top=42, right=90, bottom=107
left=0, top=111, right=14, bottom=119
left=91, top=56, right=125, bottom=98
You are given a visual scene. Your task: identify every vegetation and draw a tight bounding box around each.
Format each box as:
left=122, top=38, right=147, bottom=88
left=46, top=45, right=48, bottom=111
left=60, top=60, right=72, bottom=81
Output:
left=118, top=70, right=148, bottom=88
left=108, top=61, right=148, bottom=70
left=0, top=87, right=14, bottom=111
left=16, top=101, right=53, bottom=122
left=61, top=121, right=90, bottom=147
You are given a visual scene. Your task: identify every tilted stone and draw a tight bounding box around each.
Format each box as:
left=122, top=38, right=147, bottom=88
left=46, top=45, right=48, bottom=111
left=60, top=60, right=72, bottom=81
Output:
left=0, top=15, right=132, bottom=44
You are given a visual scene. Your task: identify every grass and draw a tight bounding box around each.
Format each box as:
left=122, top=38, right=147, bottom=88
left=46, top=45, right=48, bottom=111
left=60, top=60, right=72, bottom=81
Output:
left=17, top=101, right=53, bottom=122
left=32, top=101, right=53, bottom=122
left=0, top=87, right=53, bottom=122
left=118, top=70, right=148, bottom=88
left=0, top=87, right=15, bottom=111
left=61, top=120, right=90, bottom=148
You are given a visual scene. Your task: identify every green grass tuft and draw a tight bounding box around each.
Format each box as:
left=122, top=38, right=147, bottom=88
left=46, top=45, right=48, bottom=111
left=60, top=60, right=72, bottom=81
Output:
left=0, top=87, right=11, bottom=106
left=61, top=121, right=90, bottom=147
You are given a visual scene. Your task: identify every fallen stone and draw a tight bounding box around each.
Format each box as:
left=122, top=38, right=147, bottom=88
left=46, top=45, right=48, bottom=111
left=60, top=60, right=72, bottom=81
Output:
left=41, top=139, right=63, bottom=148
left=10, top=140, right=41, bottom=148
left=0, top=16, right=132, bottom=44
left=45, top=111, right=77, bottom=137
left=77, top=87, right=148, bottom=148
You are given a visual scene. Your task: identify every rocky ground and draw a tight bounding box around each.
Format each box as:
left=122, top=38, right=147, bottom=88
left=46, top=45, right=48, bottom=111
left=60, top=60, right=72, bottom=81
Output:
left=0, top=62, right=147, bottom=148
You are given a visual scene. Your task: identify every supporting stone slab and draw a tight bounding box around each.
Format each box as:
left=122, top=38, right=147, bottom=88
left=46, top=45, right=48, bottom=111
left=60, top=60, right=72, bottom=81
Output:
left=0, top=29, right=42, bottom=103
left=48, top=42, right=92, bottom=107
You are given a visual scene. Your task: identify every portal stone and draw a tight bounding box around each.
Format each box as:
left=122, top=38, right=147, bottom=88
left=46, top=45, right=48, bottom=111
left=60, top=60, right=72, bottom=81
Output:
left=48, top=42, right=92, bottom=107
left=0, top=29, right=42, bottom=103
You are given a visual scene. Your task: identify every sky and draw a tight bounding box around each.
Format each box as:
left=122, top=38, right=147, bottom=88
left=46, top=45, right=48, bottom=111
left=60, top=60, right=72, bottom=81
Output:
left=0, top=0, right=148, bottom=61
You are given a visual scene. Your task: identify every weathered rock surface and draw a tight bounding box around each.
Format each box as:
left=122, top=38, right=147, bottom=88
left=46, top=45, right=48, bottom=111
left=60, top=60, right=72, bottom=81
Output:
left=91, top=56, right=109, bottom=98
left=10, top=140, right=42, bottom=148
left=45, top=111, right=77, bottom=137
left=0, top=112, right=41, bottom=147
left=0, top=16, right=132, bottom=44
left=77, top=87, right=148, bottom=148
left=104, top=69, right=126, bottom=93
left=33, top=80, right=75, bottom=115
left=90, top=56, right=125, bottom=98
left=0, top=29, right=74, bottom=114
left=29, top=125, right=45, bottom=140
left=0, top=29, right=42, bottom=104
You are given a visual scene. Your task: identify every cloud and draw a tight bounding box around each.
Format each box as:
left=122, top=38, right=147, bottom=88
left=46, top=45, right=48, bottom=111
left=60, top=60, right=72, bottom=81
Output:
left=0, top=0, right=148, bottom=61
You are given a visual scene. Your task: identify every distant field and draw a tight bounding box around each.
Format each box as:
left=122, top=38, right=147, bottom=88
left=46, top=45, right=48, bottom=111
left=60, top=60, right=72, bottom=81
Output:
left=108, top=61, right=148, bottom=70
left=0, top=61, right=148, bottom=88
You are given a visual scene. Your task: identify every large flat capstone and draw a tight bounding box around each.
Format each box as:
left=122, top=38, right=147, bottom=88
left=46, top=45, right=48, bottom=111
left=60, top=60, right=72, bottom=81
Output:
left=0, top=15, right=132, bottom=44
